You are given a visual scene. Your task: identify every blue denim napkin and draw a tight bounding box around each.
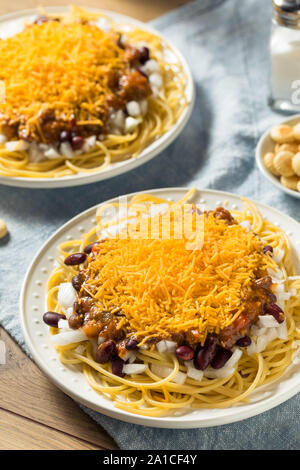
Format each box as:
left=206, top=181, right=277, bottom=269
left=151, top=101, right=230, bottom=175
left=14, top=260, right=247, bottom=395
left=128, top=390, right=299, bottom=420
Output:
left=1, top=0, right=300, bottom=449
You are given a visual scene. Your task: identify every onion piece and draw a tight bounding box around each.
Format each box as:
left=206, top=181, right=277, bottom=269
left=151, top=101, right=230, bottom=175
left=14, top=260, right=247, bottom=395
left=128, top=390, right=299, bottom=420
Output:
left=224, top=348, right=242, bottom=368
left=65, top=307, right=73, bottom=319
left=51, top=329, right=87, bottom=346
left=151, top=364, right=186, bottom=385
left=277, top=321, right=288, bottom=340
left=123, top=364, right=146, bottom=375
left=164, top=340, right=177, bottom=353
left=57, top=319, right=70, bottom=330
left=240, top=220, right=251, bottom=230
left=273, top=248, right=284, bottom=264
left=57, top=282, right=76, bottom=308
left=184, top=361, right=204, bottom=382
left=156, top=340, right=167, bottom=354
left=258, top=315, right=281, bottom=328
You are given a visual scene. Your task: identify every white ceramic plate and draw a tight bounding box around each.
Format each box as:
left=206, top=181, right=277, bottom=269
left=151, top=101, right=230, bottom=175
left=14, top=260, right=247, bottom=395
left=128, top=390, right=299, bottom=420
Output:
left=256, top=114, right=300, bottom=199
left=0, top=7, right=194, bottom=189
left=20, top=187, right=300, bottom=428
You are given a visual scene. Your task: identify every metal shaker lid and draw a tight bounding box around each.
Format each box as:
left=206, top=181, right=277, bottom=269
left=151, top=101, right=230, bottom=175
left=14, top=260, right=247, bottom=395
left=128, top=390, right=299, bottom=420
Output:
left=273, top=0, right=300, bottom=27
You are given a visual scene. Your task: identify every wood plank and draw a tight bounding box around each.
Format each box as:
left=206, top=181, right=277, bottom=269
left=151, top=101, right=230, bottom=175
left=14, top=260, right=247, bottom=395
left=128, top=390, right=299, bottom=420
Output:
left=0, top=408, right=103, bottom=450
left=0, top=0, right=189, bottom=22
left=0, top=328, right=117, bottom=449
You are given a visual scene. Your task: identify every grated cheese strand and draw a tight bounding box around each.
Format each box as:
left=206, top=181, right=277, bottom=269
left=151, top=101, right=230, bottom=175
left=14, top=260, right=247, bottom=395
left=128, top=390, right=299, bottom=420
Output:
left=82, top=210, right=275, bottom=343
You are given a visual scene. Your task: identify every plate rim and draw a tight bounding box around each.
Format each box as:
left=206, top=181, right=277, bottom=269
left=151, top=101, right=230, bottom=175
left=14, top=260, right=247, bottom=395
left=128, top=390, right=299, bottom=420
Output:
left=20, top=187, right=300, bottom=428
left=0, top=6, right=195, bottom=189
left=255, top=113, right=300, bottom=199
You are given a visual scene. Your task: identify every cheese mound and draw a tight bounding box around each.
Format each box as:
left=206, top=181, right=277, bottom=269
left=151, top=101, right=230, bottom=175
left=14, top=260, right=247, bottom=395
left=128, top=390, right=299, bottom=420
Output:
left=82, top=210, right=274, bottom=343
left=0, top=19, right=127, bottom=133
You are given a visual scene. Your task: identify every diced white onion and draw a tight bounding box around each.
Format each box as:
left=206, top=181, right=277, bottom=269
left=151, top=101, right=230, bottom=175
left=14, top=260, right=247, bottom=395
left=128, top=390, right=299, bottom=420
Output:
left=124, top=116, right=141, bottom=133
left=110, top=110, right=125, bottom=130
left=57, top=319, right=70, bottom=330
left=258, top=314, right=280, bottom=328
left=141, top=59, right=160, bottom=74
left=123, top=363, right=146, bottom=375
left=274, top=248, right=284, bottom=264
left=251, top=325, right=267, bottom=337
left=57, top=282, right=76, bottom=309
left=28, top=143, right=44, bottom=163
left=277, top=321, right=288, bottom=340
left=139, top=99, right=148, bottom=115
left=151, top=364, right=186, bottom=385
left=126, top=101, right=141, bottom=117
left=156, top=340, right=167, bottom=354
left=224, top=348, right=242, bottom=368
left=164, top=340, right=177, bottom=353
left=51, top=329, right=87, bottom=346
left=149, top=73, right=163, bottom=89
left=5, top=140, right=29, bottom=151
left=65, top=307, right=73, bottom=319
left=240, top=220, right=251, bottom=230
left=60, top=142, right=74, bottom=158
left=118, top=349, right=136, bottom=362
left=95, top=17, right=111, bottom=32
left=44, top=147, right=60, bottom=159
left=184, top=361, right=203, bottom=382
left=267, top=267, right=284, bottom=281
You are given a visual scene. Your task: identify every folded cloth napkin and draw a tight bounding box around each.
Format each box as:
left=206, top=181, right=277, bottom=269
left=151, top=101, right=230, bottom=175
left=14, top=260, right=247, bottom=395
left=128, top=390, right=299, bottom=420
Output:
left=1, top=0, right=300, bottom=450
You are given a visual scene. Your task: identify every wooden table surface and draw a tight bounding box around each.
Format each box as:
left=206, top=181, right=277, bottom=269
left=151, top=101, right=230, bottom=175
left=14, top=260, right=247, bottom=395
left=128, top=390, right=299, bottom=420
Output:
left=0, top=0, right=190, bottom=451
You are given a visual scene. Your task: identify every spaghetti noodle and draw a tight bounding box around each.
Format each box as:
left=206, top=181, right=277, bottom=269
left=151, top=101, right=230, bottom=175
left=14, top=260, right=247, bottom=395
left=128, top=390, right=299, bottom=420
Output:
left=0, top=6, right=187, bottom=179
left=44, top=190, right=300, bottom=416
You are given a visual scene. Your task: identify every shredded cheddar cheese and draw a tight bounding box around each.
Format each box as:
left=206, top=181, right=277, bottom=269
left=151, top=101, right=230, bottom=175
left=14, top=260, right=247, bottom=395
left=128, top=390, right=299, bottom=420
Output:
left=0, top=19, right=128, bottom=136
left=82, top=210, right=276, bottom=343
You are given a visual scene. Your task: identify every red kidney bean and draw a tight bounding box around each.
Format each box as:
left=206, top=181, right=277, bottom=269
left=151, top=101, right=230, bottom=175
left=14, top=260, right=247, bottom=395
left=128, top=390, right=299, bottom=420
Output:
left=194, top=335, right=218, bottom=370
left=71, top=135, right=84, bottom=150
left=265, top=303, right=284, bottom=323
left=211, top=347, right=232, bottom=369
left=72, top=274, right=84, bottom=291
left=95, top=340, right=116, bottom=363
left=60, top=130, right=71, bottom=142
left=64, top=252, right=87, bottom=266
left=43, top=311, right=66, bottom=327
left=263, top=245, right=273, bottom=255
left=84, top=242, right=99, bottom=254
left=236, top=335, right=251, bottom=347
left=139, top=46, right=150, bottom=64
left=175, top=345, right=194, bottom=361
left=125, top=338, right=138, bottom=350
left=112, top=356, right=125, bottom=377
left=255, top=275, right=272, bottom=289
left=68, top=313, right=83, bottom=329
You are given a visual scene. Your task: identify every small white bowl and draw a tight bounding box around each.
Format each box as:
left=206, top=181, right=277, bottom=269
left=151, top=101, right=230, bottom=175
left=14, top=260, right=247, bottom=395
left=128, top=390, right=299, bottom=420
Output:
left=256, top=114, right=300, bottom=199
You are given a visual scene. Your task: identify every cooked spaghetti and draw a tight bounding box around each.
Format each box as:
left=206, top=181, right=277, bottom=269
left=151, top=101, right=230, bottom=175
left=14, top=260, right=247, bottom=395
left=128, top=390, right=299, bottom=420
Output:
left=44, top=190, right=300, bottom=416
left=0, top=6, right=187, bottom=179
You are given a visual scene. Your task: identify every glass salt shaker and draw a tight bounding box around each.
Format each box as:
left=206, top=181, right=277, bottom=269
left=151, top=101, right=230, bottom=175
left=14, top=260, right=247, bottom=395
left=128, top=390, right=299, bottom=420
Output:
left=269, top=0, right=300, bottom=112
